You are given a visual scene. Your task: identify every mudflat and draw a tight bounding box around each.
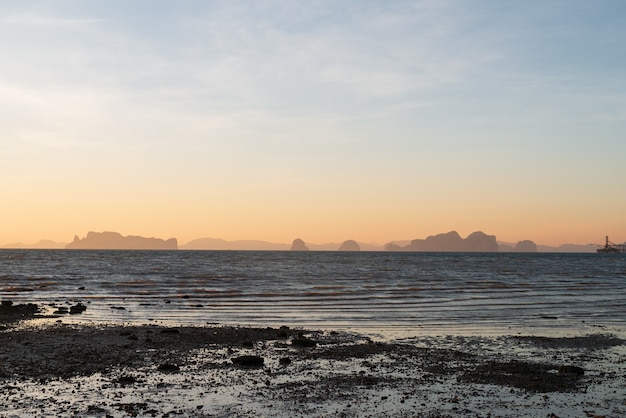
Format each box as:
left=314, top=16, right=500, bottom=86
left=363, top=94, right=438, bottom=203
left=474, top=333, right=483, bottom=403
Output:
left=1, top=304, right=625, bottom=417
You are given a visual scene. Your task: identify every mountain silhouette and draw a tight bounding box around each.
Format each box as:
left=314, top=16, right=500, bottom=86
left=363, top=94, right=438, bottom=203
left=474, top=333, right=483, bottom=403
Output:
left=338, top=240, right=360, bottom=251
left=290, top=239, right=309, bottom=251
left=389, top=231, right=498, bottom=252
left=180, top=238, right=289, bottom=250
left=66, top=231, right=178, bottom=250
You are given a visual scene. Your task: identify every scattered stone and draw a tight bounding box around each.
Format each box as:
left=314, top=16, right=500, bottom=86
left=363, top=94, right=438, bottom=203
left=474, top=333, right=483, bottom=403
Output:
left=0, top=323, right=622, bottom=417
left=86, top=404, right=107, bottom=413
left=0, top=302, right=40, bottom=322
left=558, top=365, right=584, bottom=376
left=115, top=402, right=149, bottom=415
left=114, top=375, right=139, bottom=386
left=69, top=303, right=87, bottom=314
left=157, top=363, right=180, bottom=373
left=232, top=355, right=264, bottom=368
left=460, top=360, right=584, bottom=392
left=291, top=336, right=317, bottom=347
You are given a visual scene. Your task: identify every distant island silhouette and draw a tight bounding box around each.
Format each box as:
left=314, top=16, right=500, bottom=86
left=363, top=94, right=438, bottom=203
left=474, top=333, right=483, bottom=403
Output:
left=0, top=239, right=65, bottom=249
left=180, top=238, right=289, bottom=251
left=66, top=231, right=178, bottom=250
left=384, top=231, right=499, bottom=252
left=0, top=231, right=604, bottom=252
left=338, top=240, right=361, bottom=251
left=290, top=239, right=309, bottom=251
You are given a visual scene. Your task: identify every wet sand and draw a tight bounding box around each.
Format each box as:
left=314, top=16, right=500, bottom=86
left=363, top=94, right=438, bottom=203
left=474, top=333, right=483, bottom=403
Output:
left=1, top=304, right=626, bottom=417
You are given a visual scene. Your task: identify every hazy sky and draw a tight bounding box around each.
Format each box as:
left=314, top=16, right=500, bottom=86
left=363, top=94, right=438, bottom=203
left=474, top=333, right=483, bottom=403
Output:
left=1, top=0, right=625, bottom=246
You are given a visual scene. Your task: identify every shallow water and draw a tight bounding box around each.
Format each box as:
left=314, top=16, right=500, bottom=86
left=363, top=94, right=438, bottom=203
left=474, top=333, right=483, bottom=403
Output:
left=1, top=250, right=625, bottom=335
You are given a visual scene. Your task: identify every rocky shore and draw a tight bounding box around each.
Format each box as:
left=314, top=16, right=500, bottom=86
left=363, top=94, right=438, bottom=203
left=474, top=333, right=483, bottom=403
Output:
left=1, top=303, right=625, bottom=417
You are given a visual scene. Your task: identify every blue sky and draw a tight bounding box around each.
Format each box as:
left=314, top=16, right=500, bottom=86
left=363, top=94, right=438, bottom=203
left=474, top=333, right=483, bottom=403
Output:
left=1, top=0, right=625, bottom=245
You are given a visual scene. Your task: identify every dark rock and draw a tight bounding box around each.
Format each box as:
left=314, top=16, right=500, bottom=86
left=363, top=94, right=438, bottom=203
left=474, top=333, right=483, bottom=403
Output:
left=157, top=363, right=180, bottom=373
left=558, top=365, right=584, bottom=376
left=460, top=360, right=584, bottom=392
left=69, top=303, right=87, bottom=314
left=0, top=302, right=40, bottom=323
left=114, top=375, right=138, bottom=386
left=279, top=357, right=292, bottom=366
left=115, top=402, right=149, bottom=415
left=86, top=405, right=107, bottom=413
left=160, top=328, right=180, bottom=334
left=291, top=336, right=317, bottom=347
left=232, top=355, right=264, bottom=368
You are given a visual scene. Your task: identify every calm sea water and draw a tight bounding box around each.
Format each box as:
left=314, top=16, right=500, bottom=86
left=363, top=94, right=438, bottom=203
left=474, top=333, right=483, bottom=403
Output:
left=1, top=250, right=625, bottom=335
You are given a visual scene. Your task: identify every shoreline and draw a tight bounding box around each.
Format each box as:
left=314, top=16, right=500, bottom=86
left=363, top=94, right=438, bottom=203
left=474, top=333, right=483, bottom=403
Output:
left=2, top=304, right=626, bottom=417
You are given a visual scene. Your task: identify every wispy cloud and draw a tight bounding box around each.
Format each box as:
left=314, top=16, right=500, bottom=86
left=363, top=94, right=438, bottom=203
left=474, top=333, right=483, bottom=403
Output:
left=1, top=13, right=101, bottom=26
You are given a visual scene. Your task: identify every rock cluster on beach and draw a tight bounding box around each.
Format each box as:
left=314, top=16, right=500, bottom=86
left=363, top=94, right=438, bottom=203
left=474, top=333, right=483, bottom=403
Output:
left=0, top=301, right=40, bottom=324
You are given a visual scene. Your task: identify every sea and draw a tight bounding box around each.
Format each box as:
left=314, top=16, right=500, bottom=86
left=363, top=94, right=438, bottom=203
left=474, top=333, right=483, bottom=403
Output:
left=1, top=250, right=625, bottom=336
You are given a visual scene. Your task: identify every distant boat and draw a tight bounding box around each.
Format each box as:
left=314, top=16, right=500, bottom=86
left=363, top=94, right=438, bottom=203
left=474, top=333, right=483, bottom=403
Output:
left=596, top=236, right=626, bottom=254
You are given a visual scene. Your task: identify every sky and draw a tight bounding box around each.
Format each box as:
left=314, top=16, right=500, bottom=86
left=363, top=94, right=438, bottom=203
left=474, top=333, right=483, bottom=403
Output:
left=1, top=0, right=625, bottom=247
